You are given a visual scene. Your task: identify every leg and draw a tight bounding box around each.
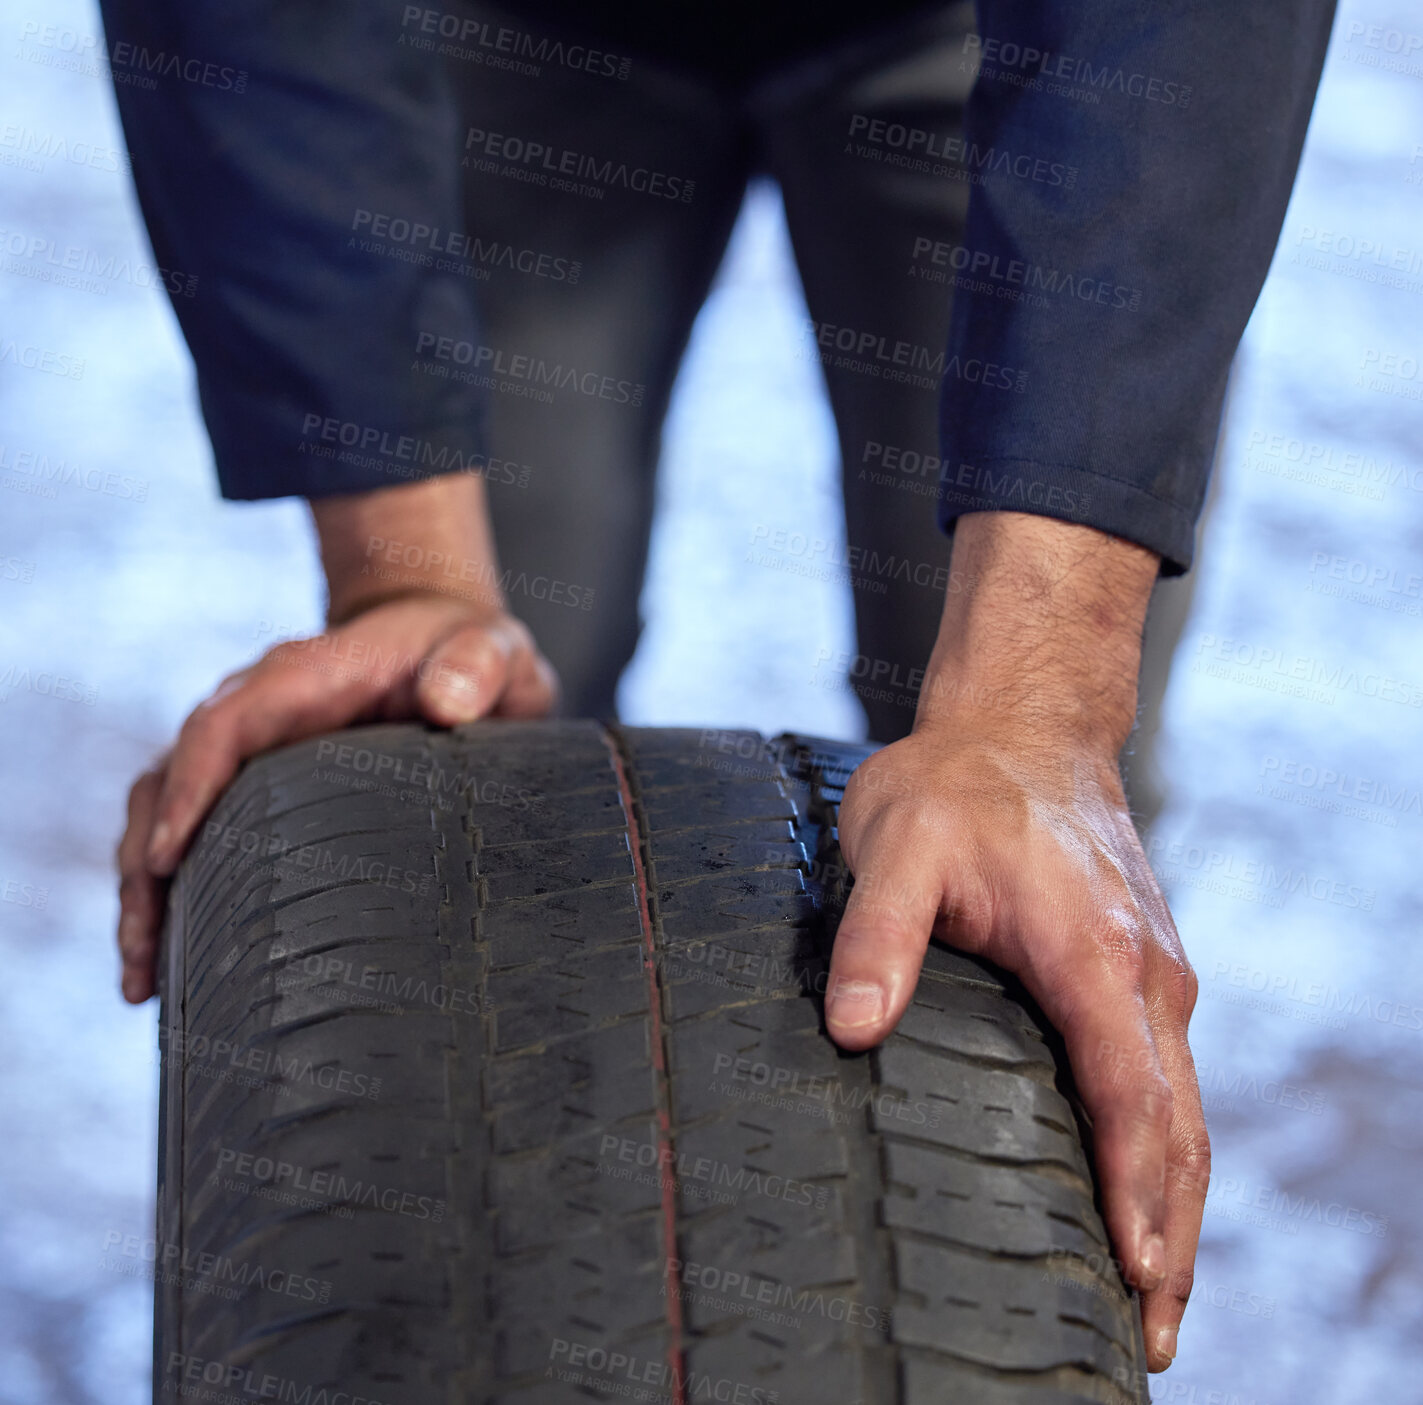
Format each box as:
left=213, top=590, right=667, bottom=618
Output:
left=450, top=18, right=751, bottom=716
left=759, top=3, right=978, bottom=741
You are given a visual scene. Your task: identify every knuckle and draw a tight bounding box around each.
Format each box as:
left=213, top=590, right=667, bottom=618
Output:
left=177, top=702, right=225, bottom=748
left=1166, top=1263, right=1196, bottom=1309
left=1171, top=1131, right=1213, bottom=1197
left=1097, top=915, right=1148, bottom=974
left=850, top=769, right=943, bottom=838
left=901, top=789, right=955, bottom=838
left=1151, top=946, right=1199, bottom=1023
left=1177, top=960, right=1200, bottom=1021
left=843, top=754, right=910, bottom=808
left=1180, top=958, right=1199, bottom=1006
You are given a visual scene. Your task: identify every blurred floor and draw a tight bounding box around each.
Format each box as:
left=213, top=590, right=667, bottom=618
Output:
left=2, top=1, right=1422, bottom=1401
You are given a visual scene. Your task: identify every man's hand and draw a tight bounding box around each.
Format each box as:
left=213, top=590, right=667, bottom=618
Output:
left=825, top=511, right=1206, bottom=1374
left=117, top=473, right=556, bottom=1003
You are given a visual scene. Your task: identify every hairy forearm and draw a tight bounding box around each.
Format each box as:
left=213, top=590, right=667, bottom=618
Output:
left=919, top=511, right=1159, bottom=753
left=309, top=472, right=503, bottom=626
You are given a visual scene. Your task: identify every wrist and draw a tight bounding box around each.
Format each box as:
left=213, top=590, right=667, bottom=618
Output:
left=309, top=472, right=505, bottom=625
left=916, top=511, right=1158, bottom=754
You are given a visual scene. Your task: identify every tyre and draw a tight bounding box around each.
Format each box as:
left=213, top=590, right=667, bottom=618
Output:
left=154, top=720, right=1150, bottom=1405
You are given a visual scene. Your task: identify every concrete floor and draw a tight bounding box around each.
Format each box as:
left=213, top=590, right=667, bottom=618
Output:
left=2, top=0, right=1421, bottom=1400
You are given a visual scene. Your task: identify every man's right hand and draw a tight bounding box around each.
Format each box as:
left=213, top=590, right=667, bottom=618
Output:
left=117, top=472, right=557, bottom=1003
left=824, top=512, right=1207, bottom=1373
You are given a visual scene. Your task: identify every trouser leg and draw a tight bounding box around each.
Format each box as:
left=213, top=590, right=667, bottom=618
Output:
left=450, top=18, right=750, bottom=716
left=760, top=3, right=977, bottom=741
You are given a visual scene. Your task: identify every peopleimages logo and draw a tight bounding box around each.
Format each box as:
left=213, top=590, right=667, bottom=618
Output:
left=712, top=1053, right=942, bottom=1129
left=101, top=1232, right=332, bottom=1304
left=0, top=123, right=131, bottom=174
left=1192, top=632, right=1423, bottom=709
left=911, top=236, right=1141, bottom=310
left=198, top=819, right=434, bottom=896
left=313, top=735, right=543, bottom=807
left=214, top=1149, right=445, bottom=1220
left=1146, top=835, right=1375, bottom=911
left=962, top=34, right=1192, bottom=106
left=0, top=338, right=85, bottom=379
left=597, top=1135, right=831, bottom=1210
left=349, top=209, right=581, bottom=282
left=1205, top=1175, right=1388, bottom=1238
left=17, top=21, right=248, bottom=92
left=164, top=1354, right=388, bottom=1405
left=400, top=5, right=633, bottom=80
left=940, top=462, right=1089, bottom=513
left=463, top=127, right=694, bottom=202
left=1207, top=960, right=1423, bottom=1032
left=802, top=319, right=1027, bottom=394
left=415, top=331, right=646, bottom=405
left=162, top=1026, right=383, bottom=1100
left=547, top=1340, right=778, bottom=1404
left=0, top=443, right=149, bottom=501
left=846, top=114, right=1076, bottom=187
left=668, top=1258, right=892, bottom=1332
left=0, top=225, right=196, bottom=297
left=1259, top=754, right=1423, bottom=819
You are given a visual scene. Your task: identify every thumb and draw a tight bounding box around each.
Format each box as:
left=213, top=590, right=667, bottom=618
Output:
left=825, top=822, right=945, bottom=1051
left=415, top=620, right=514, bottom=726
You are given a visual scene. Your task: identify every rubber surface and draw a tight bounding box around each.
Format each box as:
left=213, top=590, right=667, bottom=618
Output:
left=154, top=721, right=1150, bottom=1405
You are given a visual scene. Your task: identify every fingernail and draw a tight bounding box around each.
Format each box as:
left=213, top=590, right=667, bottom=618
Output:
left=1152, top=1325, right=1177, bottom=1362
left=826, top=979, right=886, bottom=1029
left=1140, top=1233, right=1166, bottom=1284
left=148, top=821, right=172, bottom=865
left=433, top=670, right=481, bottom=720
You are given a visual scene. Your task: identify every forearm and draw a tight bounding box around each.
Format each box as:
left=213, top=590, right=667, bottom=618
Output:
left=919, top=511, right=1158, bottom=754
left=310, top=473, right=504, bottom=626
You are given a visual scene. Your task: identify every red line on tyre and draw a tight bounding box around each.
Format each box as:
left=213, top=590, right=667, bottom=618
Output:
left=602, top=727, right=686, bottom=1405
